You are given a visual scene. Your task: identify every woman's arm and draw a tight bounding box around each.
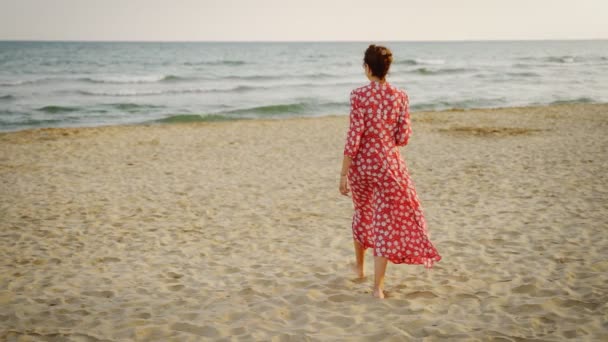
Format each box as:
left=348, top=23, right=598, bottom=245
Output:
left=339, top=155, right=352, bottom=196
left=395, top=93, right=412, bottom=147
left=343, top=91, right=364, bottom=158
left=340, top=90, right=362, bottom=196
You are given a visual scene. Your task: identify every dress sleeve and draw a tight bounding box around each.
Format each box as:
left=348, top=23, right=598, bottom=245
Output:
left=343, top=90, right=364, bottom=158
left=394, top=93, right=412, bottom=147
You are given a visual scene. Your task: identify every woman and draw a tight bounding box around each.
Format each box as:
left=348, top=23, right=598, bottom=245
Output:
left=339, top=44, right=441, bottom=299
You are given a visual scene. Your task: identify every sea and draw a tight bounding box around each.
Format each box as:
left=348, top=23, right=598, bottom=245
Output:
left=1, top=40, right=607, bottom=132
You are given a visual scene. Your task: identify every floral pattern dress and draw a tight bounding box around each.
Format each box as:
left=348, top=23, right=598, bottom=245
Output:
left=343, top=80, right=441, bottom=268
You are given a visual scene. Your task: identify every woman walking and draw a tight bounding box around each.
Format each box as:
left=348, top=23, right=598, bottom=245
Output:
left=339, top=44, right=441, bottom=299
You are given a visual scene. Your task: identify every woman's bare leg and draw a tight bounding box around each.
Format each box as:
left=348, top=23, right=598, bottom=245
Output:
left=373, top=256, right=388, bottom=299
left=352, top=238, right=366, bottom=278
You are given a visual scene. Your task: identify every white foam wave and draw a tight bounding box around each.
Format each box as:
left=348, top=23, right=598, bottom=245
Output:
left=415, top=58, right=446, bottom=65
left=83, top=75, right=169, bottom=84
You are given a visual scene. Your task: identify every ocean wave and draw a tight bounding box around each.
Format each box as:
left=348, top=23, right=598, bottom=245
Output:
left=78, top=89, right=201, bottom=97
left=474, top=72, right=541, bottom=80
left=110, top=103, right=165, bottom=112
left=5, top=72, right=348, bottom=89
left=155, top=101, right=347, bottom=124
left=395, top=58, right=446, bottom=65
left=516, top=55, right=576, bottom=63
left=412, top=97, right=507, bottom=111
left=306, top=53, right=329, bottom=59
left=0, top=94, right=16, bottom=101
left=549, top=55, right=608, bottom=65
left=0, top=80, right=20, bottom=87
left=0, top=79, right=40, bottom=87
left=215, top=101, right=344, bottom=117
left=39, top=60, right=107, bottom=67
left=302, top=72, right=337, bottom=79
left=184, top=60, right=247, bottom=66
left=545, top=56, right=576, bottom=64
left=223, top=72, right=338, bottom=81
left=77, top=85, right=263, bottom=97
left=1, top=77, right=97, bottom=87
left=156, top=114, right=239, bottom=124
left=1, top=74, right=192, bottom=86
left=409, top=67, right=473, bottom=75
left=223, top=74, right=281, bottom=81
left=512, top=62, right=534, bottom=69
left=0, top=117, right=63, bottom=128
left=505, top=71, right=541, bottom=77
left=228, top=85, right=264, bottom=92
left=514, top=55, right=608, bottom=66
left=77, top=90, right=166, bottom=97
left=549, top=97, right=595, bottom=105
left=213, top=75, right=259, bottom=81
left=79, top=74, right=190, bottom=84
left=395, top=59, right=417, bottom=65
left=0, top=109, right=22, bottom=116
left=226, top=103, right=310, bottom=116
left=36, top=103, right=164, bottom=114
left=38, top=105, right=80, bottom=113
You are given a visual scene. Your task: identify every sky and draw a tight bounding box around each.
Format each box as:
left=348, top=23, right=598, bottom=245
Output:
left=0, top=0, right=606, bottom=42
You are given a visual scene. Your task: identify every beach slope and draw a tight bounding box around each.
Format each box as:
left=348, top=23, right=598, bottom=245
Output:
left=1, top=104, right=607, bottom=341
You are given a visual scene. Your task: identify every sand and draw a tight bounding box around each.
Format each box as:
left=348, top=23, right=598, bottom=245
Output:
left=0, top=103, right=607, bottom=341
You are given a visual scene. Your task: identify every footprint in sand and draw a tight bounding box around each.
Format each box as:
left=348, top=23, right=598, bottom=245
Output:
left=165, top=271, right=184, bottom=281
left=171, top=322, right=219, bottom=338
left=327, top=314, right=355, bottom=326
left=327, top=293, right=357, bottom=302
left=168, top=284, right=185, bottom=291
left=95, top=256, right=121, bottom=263
left=81, top=290, right=115, bottom=298
left=136, top=287, right=149, bottom=295
left=511, top=284, right=538, bottom=295
left=404, top=290, right=439, bottom=299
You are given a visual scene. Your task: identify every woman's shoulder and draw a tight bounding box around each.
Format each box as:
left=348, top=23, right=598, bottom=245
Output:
left=353, top=82, right=388, bottom=103
left=350, top=82, right=408, bottom=101
left=350, top=84, right=371, bottom=97
left=349, top=84, right=372, bottom=106
left=388, top=83, right=408, bottom=99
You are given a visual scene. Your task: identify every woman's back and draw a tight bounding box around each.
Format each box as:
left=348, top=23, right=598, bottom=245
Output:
left=345, top=80, right=411, bottom=182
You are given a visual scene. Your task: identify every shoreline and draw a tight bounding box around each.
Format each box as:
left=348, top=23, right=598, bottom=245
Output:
left=1, top=102, right=607, bottom=340
left=1, top=102, right=606, bottom=136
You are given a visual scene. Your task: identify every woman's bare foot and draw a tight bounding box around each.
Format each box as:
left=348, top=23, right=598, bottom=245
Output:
left=350, top=262, right=365, bottom=278
left=372, top=288, right=385, bottom=299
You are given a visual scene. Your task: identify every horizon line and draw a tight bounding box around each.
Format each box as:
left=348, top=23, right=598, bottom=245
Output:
left=1, top=38, right=607, bottom=43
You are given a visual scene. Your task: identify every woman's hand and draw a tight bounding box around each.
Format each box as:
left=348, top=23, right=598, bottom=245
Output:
left=339, top=155, right=352, bottom=196
left=339, top=175, right=350, bottom=196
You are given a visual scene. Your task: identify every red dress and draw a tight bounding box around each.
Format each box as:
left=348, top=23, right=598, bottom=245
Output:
left=343, top=80, right=441, bottom=268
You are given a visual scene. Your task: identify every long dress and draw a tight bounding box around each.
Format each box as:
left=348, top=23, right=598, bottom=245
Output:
left=343, top=80, right=441, bottom=268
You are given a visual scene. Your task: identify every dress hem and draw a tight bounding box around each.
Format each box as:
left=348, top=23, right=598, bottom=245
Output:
left=352, top=232, right=442, bottom=269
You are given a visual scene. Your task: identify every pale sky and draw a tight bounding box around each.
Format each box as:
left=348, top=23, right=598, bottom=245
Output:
left=0, top=0, right=606, bottom=41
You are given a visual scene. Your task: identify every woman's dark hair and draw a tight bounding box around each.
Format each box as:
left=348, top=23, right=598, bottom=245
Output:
left=364, top=44, right=393, bottom=80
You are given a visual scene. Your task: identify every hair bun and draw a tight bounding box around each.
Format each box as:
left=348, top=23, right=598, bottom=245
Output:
left=364, top=44, right=393, bottom=80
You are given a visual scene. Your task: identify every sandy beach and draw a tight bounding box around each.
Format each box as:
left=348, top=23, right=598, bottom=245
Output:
left=1, top=103, right=607, bottom=341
